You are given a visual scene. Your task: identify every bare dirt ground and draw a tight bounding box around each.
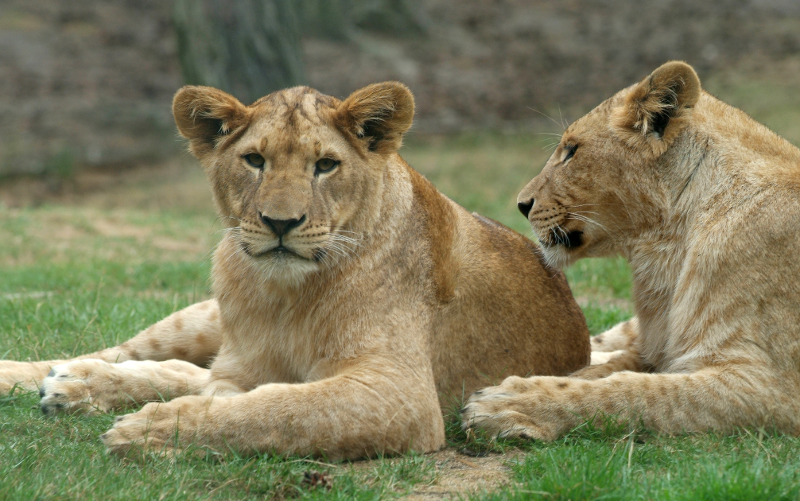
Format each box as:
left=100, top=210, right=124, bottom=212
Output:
left=403, top=449, right=521, bottom=500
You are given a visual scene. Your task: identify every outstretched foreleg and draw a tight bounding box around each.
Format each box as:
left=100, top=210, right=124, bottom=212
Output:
left=102, top=354, right=445, bottom=461
left=463, top=365, right=798, bottom=440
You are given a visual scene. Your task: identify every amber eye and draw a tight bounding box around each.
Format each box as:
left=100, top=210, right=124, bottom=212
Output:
left=315, top=158, right=339, bottom=175
left=243, top=153, right=265, bottom=169
left=563, top=144, right=578, bottom=162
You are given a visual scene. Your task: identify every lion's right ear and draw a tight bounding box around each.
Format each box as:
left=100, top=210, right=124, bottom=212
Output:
left=172, top=86, right=250, bottom=158
left=612, top=61, right=701, bottom=156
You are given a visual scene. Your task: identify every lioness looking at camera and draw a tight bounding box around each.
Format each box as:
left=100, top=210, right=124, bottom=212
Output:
left=0, top=82, right=589, bottom=459
left=463, top=61, right=800, bottom=440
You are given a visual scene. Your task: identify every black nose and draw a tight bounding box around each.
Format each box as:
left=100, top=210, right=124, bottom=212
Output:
left=518, top=199, right=534, bottom=218
left=259, top=213, right=306, bottom=237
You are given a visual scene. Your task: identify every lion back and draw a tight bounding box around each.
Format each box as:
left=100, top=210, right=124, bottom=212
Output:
left=408, top=167, right=590, bottom=404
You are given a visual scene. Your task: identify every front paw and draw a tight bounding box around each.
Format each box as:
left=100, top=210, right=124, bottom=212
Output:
left=461, top=376, right=577, bottom=442
left=101, top=397, right=209, bottom=458
left=39, top=360, right=119, bottom=415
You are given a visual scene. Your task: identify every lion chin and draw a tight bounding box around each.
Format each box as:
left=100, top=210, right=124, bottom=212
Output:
left=252, top=253, right=321, bottom=287
left=239, top=243, right=321, bottom=286
left=537, top=243, right=571, bottom=270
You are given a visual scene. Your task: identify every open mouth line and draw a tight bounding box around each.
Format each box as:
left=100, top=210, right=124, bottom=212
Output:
left=242, top=242, right=308, bottom=259
left=542, top=229, right=584, bottom=249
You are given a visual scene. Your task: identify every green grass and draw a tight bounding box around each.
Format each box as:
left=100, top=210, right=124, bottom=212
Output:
left=481, top=432, right=800, bottom=501
left=2, top=72, right=799, bottom=498
left=2, top=392, right=435, bottom=500
left=1, top=389, right=435, bottom=500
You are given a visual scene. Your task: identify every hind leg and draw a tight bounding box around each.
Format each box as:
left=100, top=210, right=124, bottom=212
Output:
left=578, top=317, right=642, bottom=378
left=39, top=359, right=210, bottom=414
left=590, top=317, right=638, bottom=353
left=1, top=299, right=222, bottom=394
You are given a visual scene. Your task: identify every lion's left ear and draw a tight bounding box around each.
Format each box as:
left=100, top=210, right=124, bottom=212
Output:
left=613, top=61, right=701, bottom=156
left=335, top=82, right=414, bottom=154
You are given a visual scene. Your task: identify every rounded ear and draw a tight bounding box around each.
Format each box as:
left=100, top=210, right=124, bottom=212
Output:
left=612, top=61, right=701, bottom=156
left=335, top=82, right=414, bottom=154
left=172, top=86, right=250, bottom=158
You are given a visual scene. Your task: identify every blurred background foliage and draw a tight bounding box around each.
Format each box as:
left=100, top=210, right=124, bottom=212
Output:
left=0, top=0, right=798, bottom=184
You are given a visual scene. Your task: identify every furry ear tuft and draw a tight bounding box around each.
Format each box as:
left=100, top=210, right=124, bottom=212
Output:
left=335, top=82, right=415, bottom=154
left=172, top=86, right=250, bottom=158
left=612, top=61, right=701, bottom=156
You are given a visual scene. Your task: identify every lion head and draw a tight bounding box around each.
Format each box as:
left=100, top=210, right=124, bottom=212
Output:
left=172, top=82, right=414, bottom=285
left=517, top=61, right=701, bottom=269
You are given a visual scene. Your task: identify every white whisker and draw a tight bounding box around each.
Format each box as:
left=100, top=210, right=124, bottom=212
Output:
left=527, top=107, right=567, bottom=132
left=567, top=213, right=611, bottom=236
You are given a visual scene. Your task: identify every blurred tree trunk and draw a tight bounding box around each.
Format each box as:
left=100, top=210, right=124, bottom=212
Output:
left=349, top=0, right=429, bottom=36
left=173, top=0, right=306, bottom=104
left=172, top=0, right=427, bottom=103
left=298, top=0, right=428, bottom=39
left=298, top=0, right=354, bottom=40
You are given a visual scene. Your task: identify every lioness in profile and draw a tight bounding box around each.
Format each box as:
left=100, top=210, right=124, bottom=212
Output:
left=463, top=61, right=800, bottom=440
left=0, top=82, right=589, bottom=459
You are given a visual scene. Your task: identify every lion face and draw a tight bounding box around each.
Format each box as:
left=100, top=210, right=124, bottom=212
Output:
left=172, top=83, right=414, bottom=284
left=517, top=62, right=701, bottom=269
